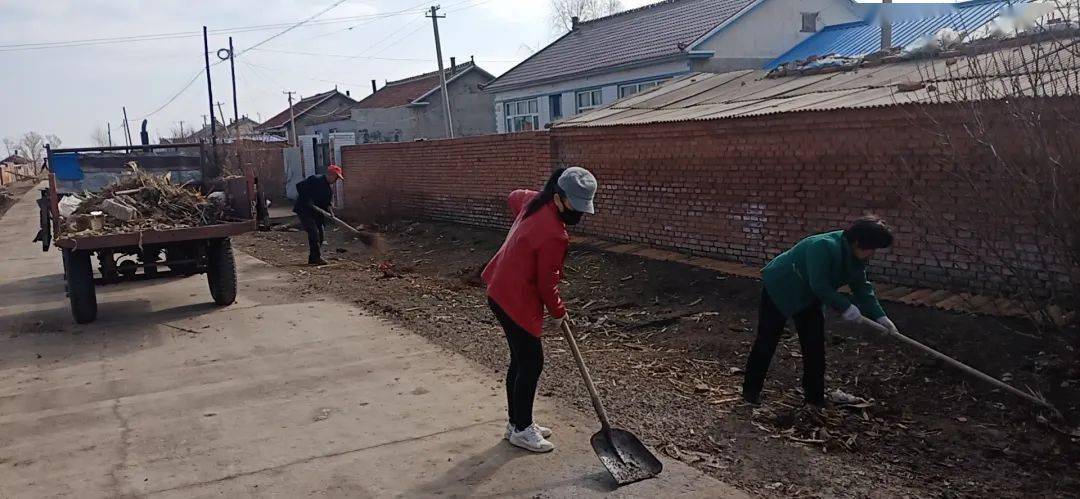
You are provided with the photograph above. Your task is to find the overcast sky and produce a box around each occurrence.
[0,0,660,147]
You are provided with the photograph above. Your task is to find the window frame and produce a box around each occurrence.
[575,89,603,114]
[503,98,540,133]
[617,79,669,99]
[801,12,819,33]
[549,94,563,121]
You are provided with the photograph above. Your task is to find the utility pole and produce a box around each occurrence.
[229,37,239,128]
[121,107,133,147]
[176,120,186,140]
[284,91,298,146]
[216,102,231,138]
[426,5,454,139]
[203,25,220,172]
[107,122,113,146]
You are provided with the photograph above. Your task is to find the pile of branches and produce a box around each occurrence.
[63,163,225,235]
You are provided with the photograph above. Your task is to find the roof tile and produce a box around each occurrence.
[486,0,754,91]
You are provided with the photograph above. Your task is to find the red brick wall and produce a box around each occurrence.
[338,108,1075,296]
[340,132,553,227]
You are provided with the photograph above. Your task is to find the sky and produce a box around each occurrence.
[0,0,656,148]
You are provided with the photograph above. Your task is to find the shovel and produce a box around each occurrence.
[560,320,663,486]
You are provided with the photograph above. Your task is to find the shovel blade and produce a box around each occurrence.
[591,428,663,486]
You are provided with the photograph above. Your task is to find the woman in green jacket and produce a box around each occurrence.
[742,216,898,407]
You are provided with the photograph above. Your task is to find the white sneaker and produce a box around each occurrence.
[505,422,552,440]
[508,425,555,453]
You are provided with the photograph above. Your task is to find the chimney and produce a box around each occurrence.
[450,57,457,75]
[346,90,350,97]
[880,0,893,52]
[571,16,579,29]
[371,79,377,94]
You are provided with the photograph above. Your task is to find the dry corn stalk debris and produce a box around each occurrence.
[62,162,232,236]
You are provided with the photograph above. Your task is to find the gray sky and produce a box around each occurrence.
[0,0,655,147]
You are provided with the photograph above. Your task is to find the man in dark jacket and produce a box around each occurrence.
[293,165,343,265]
[742,216,897,407]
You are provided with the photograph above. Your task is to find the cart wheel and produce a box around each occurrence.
[206,239,237,306]
[66,249,97,324]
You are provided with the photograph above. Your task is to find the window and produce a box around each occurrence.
[575,89,603,113]
[549,95,563,121]
[618,79,668,98]
[504,98,539,133]
[801,12,819,33]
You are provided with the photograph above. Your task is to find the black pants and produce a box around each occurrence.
[489,298,543,431]
[298,214,324,263]
[743,288,827,405]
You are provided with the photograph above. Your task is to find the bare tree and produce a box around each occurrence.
[2,137,17,158]
[90,126,110,147]
[18,132,46,168]
[168,124,188,142]
[12,132,62,171]
[900,8,1080,330]
[548,0,623,34]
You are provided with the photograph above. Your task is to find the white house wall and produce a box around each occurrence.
[692,0,861,73]
[491,59,691,133]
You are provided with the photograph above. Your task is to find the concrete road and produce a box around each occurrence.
[0,186,746,498]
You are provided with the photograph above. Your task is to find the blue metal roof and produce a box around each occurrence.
[766,0,1029,69]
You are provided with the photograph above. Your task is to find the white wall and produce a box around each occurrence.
[694,0,861,61]
[491,59,691,133]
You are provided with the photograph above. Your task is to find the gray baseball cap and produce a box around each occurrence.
[557,167,597,214]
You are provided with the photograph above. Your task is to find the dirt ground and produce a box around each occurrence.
[237,220,1080,498]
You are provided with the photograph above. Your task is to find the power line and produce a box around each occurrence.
[135,0,350,121]
[248,47,518,63]
[0,7,421,52]
[235,0,350,57]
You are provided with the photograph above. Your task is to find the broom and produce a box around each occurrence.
[309,205,382,248]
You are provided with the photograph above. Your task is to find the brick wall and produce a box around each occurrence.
[340,132,553,227]
[338,107,1075,297]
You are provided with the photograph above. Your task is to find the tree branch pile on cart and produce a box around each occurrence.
[61,163,230,236]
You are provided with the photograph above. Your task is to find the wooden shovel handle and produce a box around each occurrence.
[561,320,613,430]
[857,316,1057,413]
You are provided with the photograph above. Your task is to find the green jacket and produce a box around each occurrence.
[761,230,885,320]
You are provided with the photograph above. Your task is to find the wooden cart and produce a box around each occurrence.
[38,143,259,324]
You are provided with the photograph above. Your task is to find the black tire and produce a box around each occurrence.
[206,238,237,306]
[66,249,97,324]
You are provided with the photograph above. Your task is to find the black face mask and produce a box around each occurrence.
[558,208,584,226]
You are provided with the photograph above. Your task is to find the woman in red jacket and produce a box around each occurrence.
[482,166,597,453]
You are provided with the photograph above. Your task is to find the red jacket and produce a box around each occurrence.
[483,190,569,337]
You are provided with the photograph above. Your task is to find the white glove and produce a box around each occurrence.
[555,312,571,330]
[876,316,898,333]
[841,305,862,322]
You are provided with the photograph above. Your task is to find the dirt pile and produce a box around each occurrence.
[62,163,225,236]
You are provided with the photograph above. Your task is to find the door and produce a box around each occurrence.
[283,147,303,200]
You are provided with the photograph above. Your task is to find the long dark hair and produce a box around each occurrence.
[523,167,567,219]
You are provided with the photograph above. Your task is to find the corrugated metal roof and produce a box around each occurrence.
[554,39,1079,128]
[767,0,1032,69]
[484,0,753,92]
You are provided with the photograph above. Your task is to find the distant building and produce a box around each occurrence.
[0,153,34,185]
[257,89,359,142]
[161,116,276,144]
[304,59,496,143]
[767,0,1038,69]
[485,0,966,133]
